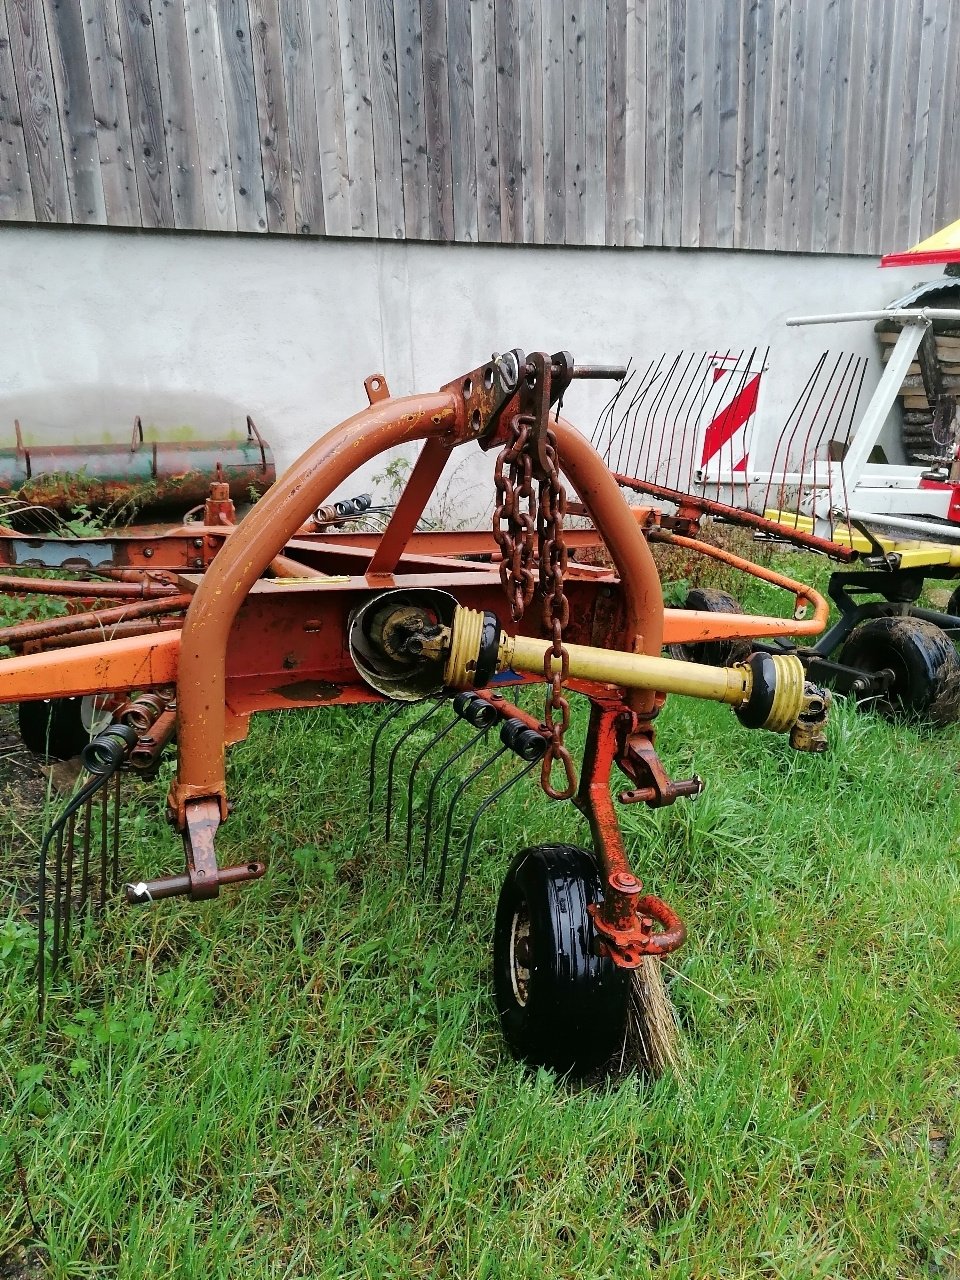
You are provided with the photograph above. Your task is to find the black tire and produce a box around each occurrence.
[946,584,960,618]
[667,587,751,667]
[837,616,960,723]
[493,844,629,1076]
[17,696,109,760]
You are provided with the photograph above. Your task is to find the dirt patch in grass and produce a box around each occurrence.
[0,1245,46,1279]
[0,705,46,805]
[0,705,49,912]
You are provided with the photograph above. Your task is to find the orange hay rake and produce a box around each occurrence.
[3,350,830,1074]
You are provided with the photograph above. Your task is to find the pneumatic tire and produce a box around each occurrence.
[837,615,960,723]
[18,695,113,760]
[667,587,751,667]
[493,844,629,1076]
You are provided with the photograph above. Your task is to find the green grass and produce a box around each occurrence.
[2,562,960,1278]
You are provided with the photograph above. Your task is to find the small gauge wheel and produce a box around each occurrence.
[493,844,629,1076]
[667,587,751,666]
[17,695,115,760]
[837,615,960,723]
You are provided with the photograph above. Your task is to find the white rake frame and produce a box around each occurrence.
[698,308,960,544]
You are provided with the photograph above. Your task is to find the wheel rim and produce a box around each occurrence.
[508,903,532,1007]
[857,644,910,713]
[80,695,113,736]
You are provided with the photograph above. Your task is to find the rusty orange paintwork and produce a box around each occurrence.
[651,528,829,632]
[0,594,190,649]
[166,395,666,822]
[0,628,180,700]
[0,355,842,974]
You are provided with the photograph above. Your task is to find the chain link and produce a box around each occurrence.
[492,415,537,622]
[537,425,577,799]
[492,370,577,800]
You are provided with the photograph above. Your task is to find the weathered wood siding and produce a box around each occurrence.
[0,0,954,253]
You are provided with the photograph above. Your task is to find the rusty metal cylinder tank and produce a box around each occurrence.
[0,417,275,514]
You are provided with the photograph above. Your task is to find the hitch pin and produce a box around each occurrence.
[126,860,265,904]
[569,363,628,381]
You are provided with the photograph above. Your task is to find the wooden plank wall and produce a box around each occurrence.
[0,0,956,255]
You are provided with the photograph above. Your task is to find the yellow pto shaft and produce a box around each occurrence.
[444,604,825,745]
[507,633,753,705]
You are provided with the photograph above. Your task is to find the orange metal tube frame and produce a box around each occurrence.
[169,395,666,822]
[652,529,830,638]
[171,391,460,818]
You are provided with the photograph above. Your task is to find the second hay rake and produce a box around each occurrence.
[594,316,960,723]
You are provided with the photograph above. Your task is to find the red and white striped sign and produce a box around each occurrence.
[698,353,765,475]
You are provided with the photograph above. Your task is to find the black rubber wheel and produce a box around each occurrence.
[837,615,960,723]
[667,587,751,667]
[17,696,111,760]
[493,843,629,1076]
[946,584,960,618]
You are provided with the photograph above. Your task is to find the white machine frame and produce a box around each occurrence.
[698,308,960,543]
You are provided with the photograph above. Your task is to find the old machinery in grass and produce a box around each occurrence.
[2,351,830,1075]
[593,333,960,724]
[0,415,274,520]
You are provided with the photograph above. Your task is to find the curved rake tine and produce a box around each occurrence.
[111,771,121,893]
[405,715,460,870]
[385,699,443,841]
[98,783,108,911]
[60,812,77,971]
[435,745,509,901]
[37,768,118,1019]
[590,362,636,460]
[37,724,135,1018]
[624,356,656,479]
[421,725,491,883]
[50,827,63,980]
[653,351,698,486]
[448,757,540,931]
[837,358,868,532]
[367,701,407,826]
[79,794,93,908]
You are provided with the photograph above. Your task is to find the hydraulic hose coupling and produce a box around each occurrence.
[733,652,830,751]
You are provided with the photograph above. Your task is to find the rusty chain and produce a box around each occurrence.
[492,360,576,800]
[537,424,577,799]
[492,414,537,622]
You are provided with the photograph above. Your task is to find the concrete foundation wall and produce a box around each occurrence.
[0,226,923,521]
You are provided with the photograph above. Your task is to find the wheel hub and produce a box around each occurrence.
[508,905,531,1007]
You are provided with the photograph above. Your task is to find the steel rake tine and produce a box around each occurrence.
[36,768,114,1021]
[51,826,63,979]
[61,812,77,967]
[367,701,406,825]
[448,757,540,931]
[435,745,509,901]
[99,784,108,911]
[405,715,460,870]
[421,725,491,883]
[79,794,92,910]
[590,362,635,460]
[385,699,443,842]
[111,771,121,894]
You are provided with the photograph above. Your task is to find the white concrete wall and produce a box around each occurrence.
[0,225,924,521]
